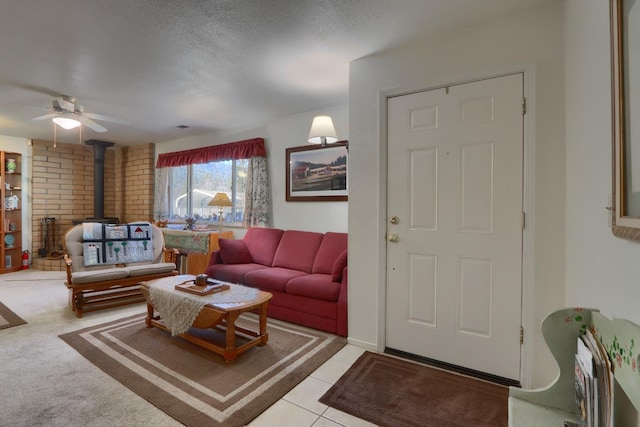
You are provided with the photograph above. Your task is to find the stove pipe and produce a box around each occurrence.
[84,139,114,220]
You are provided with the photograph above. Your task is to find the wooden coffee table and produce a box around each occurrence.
[140,275,272,363]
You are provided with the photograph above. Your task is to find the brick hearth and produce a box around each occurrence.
[31,257,65,272]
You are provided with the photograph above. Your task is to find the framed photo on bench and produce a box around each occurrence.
[286,141,348,202]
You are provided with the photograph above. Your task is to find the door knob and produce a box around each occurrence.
[389,216,399,225]
[387,233,399,243]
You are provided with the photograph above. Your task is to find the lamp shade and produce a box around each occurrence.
[52,117,81,130]
[308,115,338,144]
[208,192,233,207]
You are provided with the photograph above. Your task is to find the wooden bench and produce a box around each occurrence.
[63,223,180,317]
[509,307,640,426]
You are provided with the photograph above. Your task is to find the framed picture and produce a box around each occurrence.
[611,0,640,240]
[286,141,348,201]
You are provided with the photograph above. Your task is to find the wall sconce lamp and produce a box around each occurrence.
[308,115,337,146]
[208,192,233,234]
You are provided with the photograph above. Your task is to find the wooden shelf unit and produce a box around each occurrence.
[1,151,22,273]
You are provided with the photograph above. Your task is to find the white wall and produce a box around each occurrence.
[0,136,32,257]
[155,104,348,234]
[565,2,640,327]
[349,3,565,387]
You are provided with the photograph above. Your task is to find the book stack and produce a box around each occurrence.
[574,330,614,427]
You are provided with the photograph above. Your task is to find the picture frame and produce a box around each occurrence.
[286,141,348,201]
[611,0,640,241]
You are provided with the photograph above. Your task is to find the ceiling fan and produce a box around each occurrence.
[31,95,128,133]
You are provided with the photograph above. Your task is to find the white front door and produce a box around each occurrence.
[386,74,524,381]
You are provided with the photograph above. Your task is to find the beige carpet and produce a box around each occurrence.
[60,312,346,427]
[320,351,509,427]
[0,301,26,330]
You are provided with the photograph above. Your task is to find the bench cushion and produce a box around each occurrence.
[126,262,177,277]
[81,222,155,266]
[71,268,129,284]
[66,223,168,272]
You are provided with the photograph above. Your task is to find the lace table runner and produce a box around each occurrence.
[147,278,260,335]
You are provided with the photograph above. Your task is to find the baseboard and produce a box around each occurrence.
[384,347,521,388]
[347,337,378,352]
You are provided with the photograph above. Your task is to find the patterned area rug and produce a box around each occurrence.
[320,351,509,427]
[0,301,26,330]
[60,313,345,427]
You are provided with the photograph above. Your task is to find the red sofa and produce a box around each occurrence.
[205,228,348,337]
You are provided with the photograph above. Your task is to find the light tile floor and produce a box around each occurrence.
[248,344,378,427]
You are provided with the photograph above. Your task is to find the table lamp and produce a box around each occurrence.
[208,192,233,233]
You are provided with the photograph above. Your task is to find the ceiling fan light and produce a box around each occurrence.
[52,117,81,130]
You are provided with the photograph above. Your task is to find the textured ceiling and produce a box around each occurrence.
[0,0,556,146]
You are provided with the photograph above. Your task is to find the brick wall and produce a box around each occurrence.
[30,140,154,256]
[117,143,155,223]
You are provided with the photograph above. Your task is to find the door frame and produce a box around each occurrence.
[378,66,537,387]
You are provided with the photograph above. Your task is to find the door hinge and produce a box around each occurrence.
[520,326,524,344]
[522,97,526,115]
[521,212,526,230]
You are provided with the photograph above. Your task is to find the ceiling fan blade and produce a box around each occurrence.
[77,116,107,132]
[12,83,60,98]
[83,112,129,125]
[30,113,57,121]
[0,99,50,111]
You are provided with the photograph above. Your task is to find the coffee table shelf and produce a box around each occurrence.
[141,275,272,363]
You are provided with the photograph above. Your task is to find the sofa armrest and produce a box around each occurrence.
[336,266,348,337]
[208,249,223,266]
[330,249,348,282]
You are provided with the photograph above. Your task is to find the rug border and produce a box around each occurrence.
[0,301,27,330]
[60,312,346,427]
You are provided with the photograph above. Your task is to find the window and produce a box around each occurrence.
[155,138,269,228]
[168,159,248,225]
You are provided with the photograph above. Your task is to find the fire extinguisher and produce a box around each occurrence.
[22,250,30,269]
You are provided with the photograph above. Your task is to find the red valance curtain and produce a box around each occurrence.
[155,138,266,168]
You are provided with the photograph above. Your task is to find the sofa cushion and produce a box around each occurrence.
[243,267,307,293]
[243,228,285,266]
[70,268,129,284]
[331,250,348,282]
[312,232,348,275]
[272,230,324,273]
[206,263,268,284]
[285,274,342,302]
[125,262,177,277]
[218,239,253,264]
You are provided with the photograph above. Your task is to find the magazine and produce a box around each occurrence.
[575,331,614,427]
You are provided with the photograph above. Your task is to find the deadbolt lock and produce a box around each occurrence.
[390,216,399,225]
